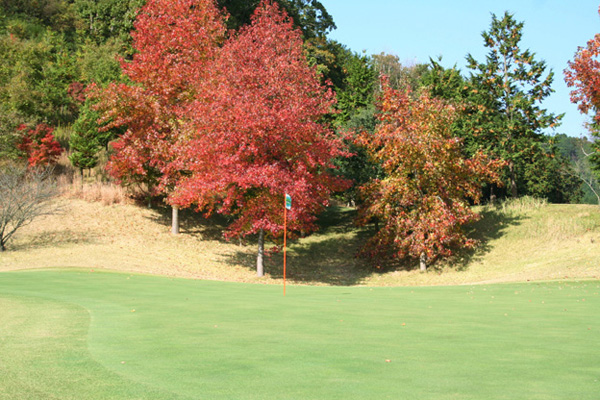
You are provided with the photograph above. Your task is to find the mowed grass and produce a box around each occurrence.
[1,269,599,399]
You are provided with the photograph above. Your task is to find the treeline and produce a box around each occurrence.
[1,0,595,202]
[1,0,599,269]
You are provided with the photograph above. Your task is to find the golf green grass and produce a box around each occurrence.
[1,269,599,399]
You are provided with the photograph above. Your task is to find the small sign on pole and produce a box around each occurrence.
[283,193,291,296]
[285,193,292,210]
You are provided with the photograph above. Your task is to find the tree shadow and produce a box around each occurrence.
[10,229,95,251]
[435,206,526,272]
[223,206,381,285]
[146,205,232,242]
[150,203,525,283]
[222,204,526,284]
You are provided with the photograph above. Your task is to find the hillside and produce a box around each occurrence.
[1,196,599,286]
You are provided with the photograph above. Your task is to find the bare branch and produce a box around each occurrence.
[563,162,600,205]
[0,165,60,251]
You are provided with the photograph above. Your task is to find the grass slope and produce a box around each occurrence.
[0,269,599,399]
[1,197,599,285]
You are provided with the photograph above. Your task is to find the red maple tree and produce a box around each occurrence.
[564,6,600,173]
[96,0,226,199]
[170,1,349,275]
[17,123,63,167]
[358,79,504,271]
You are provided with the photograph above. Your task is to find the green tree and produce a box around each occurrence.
[217,0,335,38]
[331,47,378,206]
[0,111,28,163]
[69,99,102,175]
[0,29,79,125]
[521,142,582,203]
[555,134,600,204]
[0,0,79,37]
[335,48,376,125]
[73,0,145,45]
[77,39,124,85]
[466,12,562,198]
[420,59,483,156]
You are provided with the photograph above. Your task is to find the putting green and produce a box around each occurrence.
[1,269,599,399]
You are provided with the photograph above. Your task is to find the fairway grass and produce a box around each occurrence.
[1,269,599,399]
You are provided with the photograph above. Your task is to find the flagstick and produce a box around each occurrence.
[283,197,287,297]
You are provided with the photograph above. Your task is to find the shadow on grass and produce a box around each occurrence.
[437,206,525,272]
[11,229,95,251]
[147,205,232,242]
[149,203,526,282]
[223,204,527,283]
[223,206,381,285]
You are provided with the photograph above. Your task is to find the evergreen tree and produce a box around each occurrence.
[69,99,102,175]
[466,12,562,198]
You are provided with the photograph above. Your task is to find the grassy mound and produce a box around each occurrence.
[0,197,599,285]
[0,269,599,399]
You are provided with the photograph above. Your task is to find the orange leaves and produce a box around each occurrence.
[358,81,502,267]
[565,27,600,123]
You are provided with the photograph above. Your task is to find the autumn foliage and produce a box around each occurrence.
[17,123,63,167]
[170,1,349,240]
[97,0,226,193]
[565,22,600,122]
[358,79,503,269]
[565,6,600,174]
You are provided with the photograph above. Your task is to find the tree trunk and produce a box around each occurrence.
[171,205,179,235]
[508,160,518,198]
[419,253,427,272]
[489,185,496,206]
[256,229,265,277]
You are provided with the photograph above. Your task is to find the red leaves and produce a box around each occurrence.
[564,7,600,173]
[358,80,503,265]
[169,1,349,239]
[96,0,347,242]
[564,20,600,123]
[17,123,63,168]
[124,0,226,94]
[95,0,226,191]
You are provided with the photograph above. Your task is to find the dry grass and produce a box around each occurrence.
[0,198,269,283]
[60,174,131,206]
[365,201,600,286]
[1,194,599,286]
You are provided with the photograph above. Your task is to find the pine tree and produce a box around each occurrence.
[69,99,102,176]
[466,12,561,197]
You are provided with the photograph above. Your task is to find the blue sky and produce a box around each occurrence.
[319,0,600,137]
